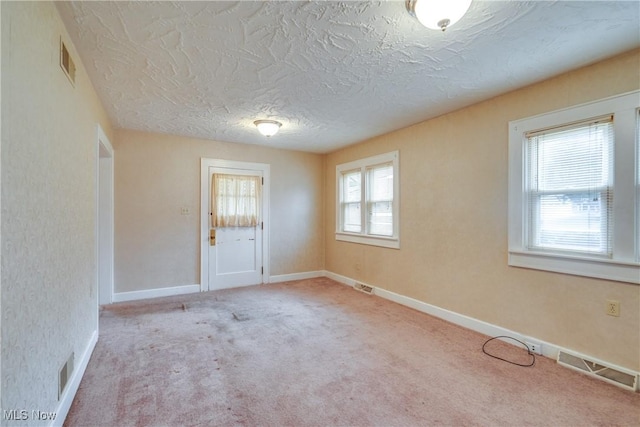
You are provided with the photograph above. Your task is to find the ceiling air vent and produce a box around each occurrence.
[60,38,76,86]
[557,350,638,392]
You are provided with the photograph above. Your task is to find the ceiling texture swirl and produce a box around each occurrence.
[57,1,640,153]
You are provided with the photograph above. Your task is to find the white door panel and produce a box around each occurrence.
[216,227,257,274]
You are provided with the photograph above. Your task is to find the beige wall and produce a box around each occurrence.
[2,3,636,420]
[1,1,113,421]
[113,129,324,293]
[325,49,640,371]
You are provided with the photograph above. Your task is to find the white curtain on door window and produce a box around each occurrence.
[212,174,261,227]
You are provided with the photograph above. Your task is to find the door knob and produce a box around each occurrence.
[210,229,216,246]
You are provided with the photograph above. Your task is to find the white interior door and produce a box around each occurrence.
[208,166,263,290]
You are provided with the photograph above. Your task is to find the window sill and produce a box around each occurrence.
[508,250,639,284]
[336,232,400,249]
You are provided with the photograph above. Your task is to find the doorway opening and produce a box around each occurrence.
[96,125,114,306]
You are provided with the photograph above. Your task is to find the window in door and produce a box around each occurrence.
[211,174,261,228]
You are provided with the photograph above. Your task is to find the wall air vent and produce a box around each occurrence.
[60,38,76,86]
[354,282,374,295]
[58,352,74,400]
[557,350,638,392]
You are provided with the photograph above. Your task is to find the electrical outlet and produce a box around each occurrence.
[181,207,190,215]
[606,300,620,317]
[525,341,542,355]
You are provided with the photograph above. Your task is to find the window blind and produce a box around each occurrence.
[526,115,614,256]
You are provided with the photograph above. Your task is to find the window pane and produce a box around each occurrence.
[527,118,613,255]
[342,202,361,232]
[369,201,392,236]
[533,125,610,191]
[368,164,393,202]
[367,163,393,236]
[343,170,361,203]
[341,169,361,233]
[533,192,610,253]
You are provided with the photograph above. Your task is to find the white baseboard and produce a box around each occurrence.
[112,284,200,303]
[52,330,98,427]
[330,271,638,385]
[324,271,560,360]
[269,271,325,284]
[324,271,355,287]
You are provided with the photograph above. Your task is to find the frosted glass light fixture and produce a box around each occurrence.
[254,120,282,137]
[406,0,472,31]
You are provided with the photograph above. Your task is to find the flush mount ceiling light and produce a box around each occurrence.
[406,0,472,32]
[254,120,282,137]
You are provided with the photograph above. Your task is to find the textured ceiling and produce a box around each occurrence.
[57,1,640,153]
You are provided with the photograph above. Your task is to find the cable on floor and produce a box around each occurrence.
[482,336,535,367]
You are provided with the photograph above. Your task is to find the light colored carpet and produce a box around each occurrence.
[65,277,640,426]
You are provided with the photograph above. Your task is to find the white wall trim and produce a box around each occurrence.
[269,271,325,283]
[96,124,115,307]
[96,124,114,156]
[112,284,200,303]
[325,270,559,359]
[52,330,98,427]
[325,270,640,379]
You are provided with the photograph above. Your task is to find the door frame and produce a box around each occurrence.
[96,124,114,308]
[200,158,270,291]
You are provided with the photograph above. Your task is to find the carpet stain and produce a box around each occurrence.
[232,312,250,321]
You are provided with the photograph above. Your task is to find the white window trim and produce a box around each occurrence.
[508,91,640,284]
[336,151,400,249]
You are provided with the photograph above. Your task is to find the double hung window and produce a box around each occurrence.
[508,91,639,283]
[525,117,613,256]
[336,151,399,248]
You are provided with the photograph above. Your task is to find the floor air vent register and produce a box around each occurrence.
[58,352,74,400]
[557,350,638,391]
[353,282,374,295]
